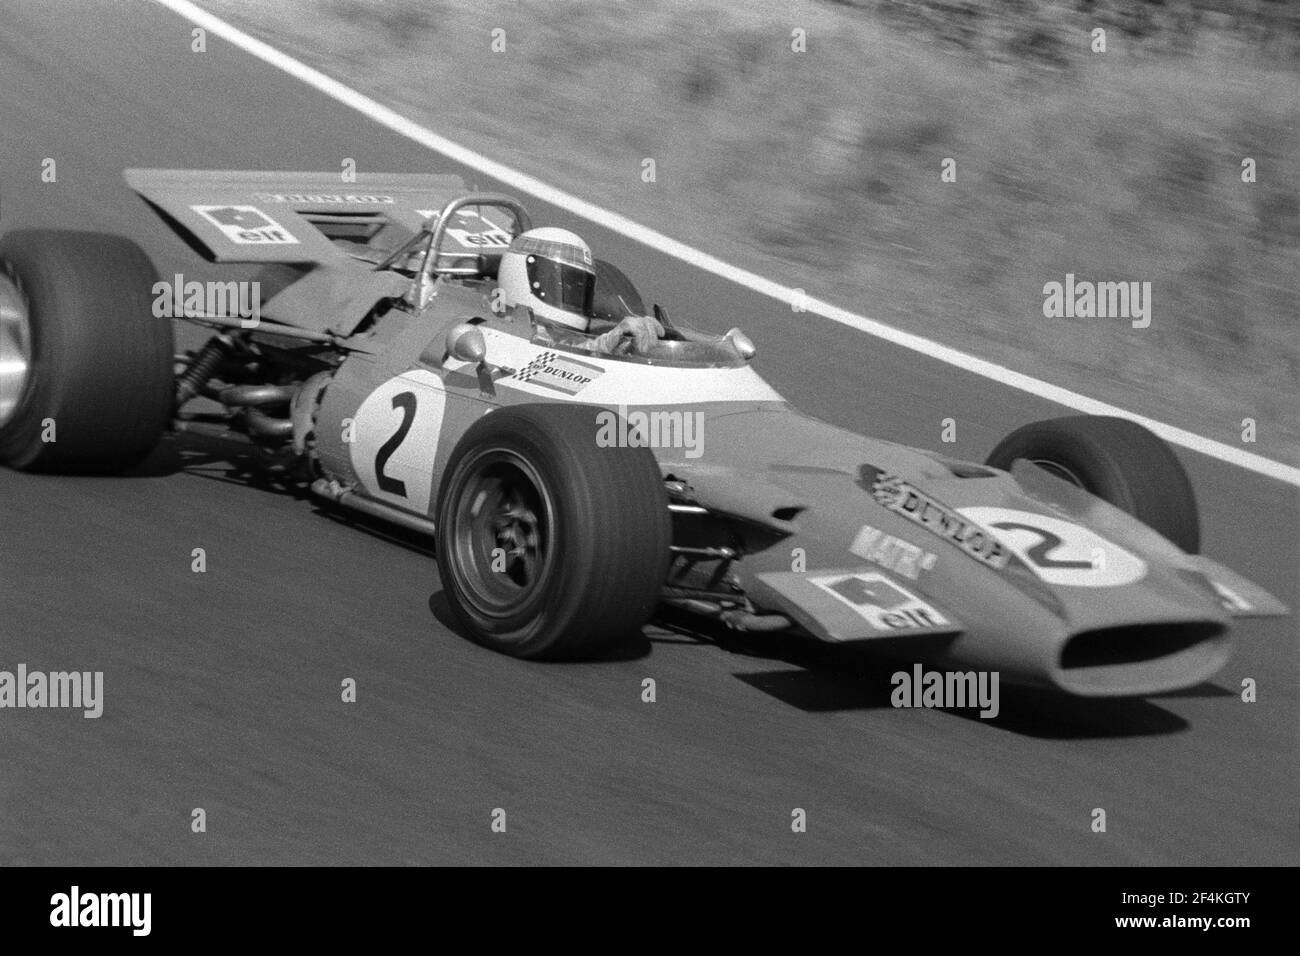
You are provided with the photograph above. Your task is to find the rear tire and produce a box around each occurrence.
[0,230,174,473]
[985,415,1200,554]
[435,403,671,659]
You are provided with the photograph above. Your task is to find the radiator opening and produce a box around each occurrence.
[1060,622,1224,669]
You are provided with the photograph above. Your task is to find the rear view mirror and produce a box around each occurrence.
[446,323,487,364]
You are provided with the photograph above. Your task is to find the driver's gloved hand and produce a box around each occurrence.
[593,314,665,354]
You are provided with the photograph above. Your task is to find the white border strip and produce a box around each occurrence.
[155,0,1300,487]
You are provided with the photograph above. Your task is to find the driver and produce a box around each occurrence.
[497,227,663,354]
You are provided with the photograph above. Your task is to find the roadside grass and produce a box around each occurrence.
[203,0,1300,464]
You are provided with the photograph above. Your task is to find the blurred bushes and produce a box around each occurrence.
[850,0,1300,66]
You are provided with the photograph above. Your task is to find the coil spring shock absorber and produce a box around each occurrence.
[175,335,230,407]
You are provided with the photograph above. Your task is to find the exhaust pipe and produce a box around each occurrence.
[219,384,297,407]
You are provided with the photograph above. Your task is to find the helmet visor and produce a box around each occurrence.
[525,255,595,315]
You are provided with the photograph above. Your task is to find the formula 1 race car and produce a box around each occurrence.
[0,169,1287,696]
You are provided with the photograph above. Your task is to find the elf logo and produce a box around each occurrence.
[191,204,298,245]
[50,886,151,936]
[810,572,950,631]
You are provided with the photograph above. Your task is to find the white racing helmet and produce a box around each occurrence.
[498,227,596,331]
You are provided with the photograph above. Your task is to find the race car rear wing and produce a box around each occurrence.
[123,168,471,263]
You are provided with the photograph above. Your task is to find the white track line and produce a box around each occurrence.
[155,0,1300,488]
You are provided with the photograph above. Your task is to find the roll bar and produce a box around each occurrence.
[372,193,532,309]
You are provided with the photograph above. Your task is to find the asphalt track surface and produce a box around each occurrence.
[0,1,1295,865]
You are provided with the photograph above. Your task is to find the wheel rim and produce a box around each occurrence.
[0,271,32,428]
[1029,457,1087,489]
[448,448,556,621]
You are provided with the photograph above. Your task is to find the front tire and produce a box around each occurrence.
[985,415,1200,553]
[0,230,174,473]
[435,403,671,659]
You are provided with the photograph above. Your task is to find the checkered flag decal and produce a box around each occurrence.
[513,351,558,382]
[872,472,906,505]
